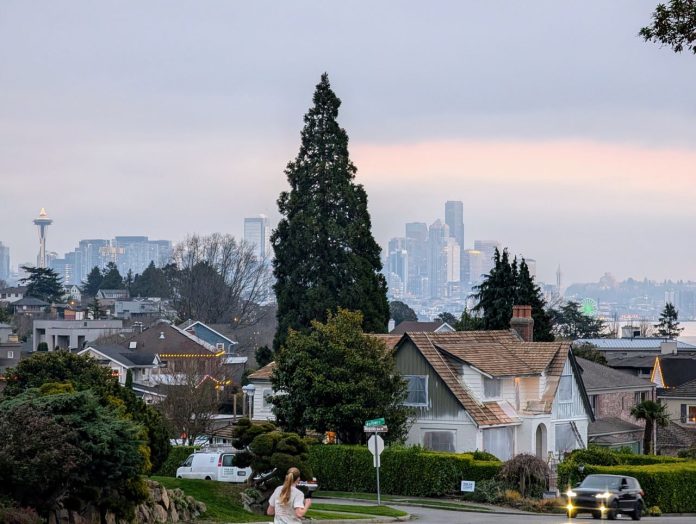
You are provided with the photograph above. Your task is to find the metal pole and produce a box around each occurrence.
[374,431,381,505]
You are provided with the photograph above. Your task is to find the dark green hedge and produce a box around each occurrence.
[153,446,197,477]
[560,463,696,513]
[308,445,501,497]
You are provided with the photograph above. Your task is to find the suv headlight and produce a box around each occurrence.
[565,489,577,498]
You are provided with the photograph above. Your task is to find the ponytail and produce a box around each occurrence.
[279,467,301,505]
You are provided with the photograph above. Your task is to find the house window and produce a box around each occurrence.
[590,395,598,414]
[483,427,514,461]
[483,377,502,399]
[634,391,648,404]
[558,375,572,402]
[405,376,428,406]
[555,422,579,453]
[423,431,455,452]
[687,406,696,424]
[7,351,13,359]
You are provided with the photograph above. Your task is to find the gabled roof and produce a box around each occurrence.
[249,362,275,381]
[13,297,49,306]
[390,321,454,335]
[82,345,157,368]
[576,357,655,393]
[369,333,402,350]
[120,321,218,357]
[652,356,696,390]
[397,330,590,427]
[182,320,238,346]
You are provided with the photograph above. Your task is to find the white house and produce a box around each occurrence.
[248,362,276,422]
[394,328,593,461]
[78,344,166,404]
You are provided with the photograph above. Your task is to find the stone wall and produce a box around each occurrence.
[49,480,207,524]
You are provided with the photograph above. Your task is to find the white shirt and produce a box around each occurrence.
[268,485,305,524]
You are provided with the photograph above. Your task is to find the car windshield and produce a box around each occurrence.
[580,476,621,490]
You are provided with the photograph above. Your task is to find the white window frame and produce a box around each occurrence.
[7,351,13,359]
[404,375,429,407]
[262,388,273,408]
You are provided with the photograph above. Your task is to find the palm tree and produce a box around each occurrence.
[631,400,670,454]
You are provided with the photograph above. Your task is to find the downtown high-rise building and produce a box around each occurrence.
[385,237,409,298]
[0,242,9,282]
[404,222,428,297]
[445,201,465,285]
[462,249,485,288]
[244,215,272,260]
[50,237,172,285]
[427,219,449,299]
[474,240,501,277]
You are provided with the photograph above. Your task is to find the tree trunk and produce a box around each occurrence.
[644,420,653,454]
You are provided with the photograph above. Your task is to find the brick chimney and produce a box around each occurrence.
[511,305,534,342]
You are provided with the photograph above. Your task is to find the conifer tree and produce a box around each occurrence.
[100,262,124,290]
[655,302,683,339]
[516,258,554,341]
[81,266,103,297]
[20,266,64,304]
[272,74,389,349]
[473,249,518,330]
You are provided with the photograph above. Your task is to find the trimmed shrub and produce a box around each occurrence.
[648,506,662,516]
[153,446,197,477]
[498,453,550,498]
[308,445,501,497]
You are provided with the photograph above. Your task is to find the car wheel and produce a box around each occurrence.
[607,501,619,520]
[631,503,642,521]
[176,476,182,479]
[205,476,212,480]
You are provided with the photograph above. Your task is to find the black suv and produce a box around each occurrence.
[564,474,644,520]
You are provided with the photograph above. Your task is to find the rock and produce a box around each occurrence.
[153,504,168,523]
[161,487,170,511]
[195,501,207,514]
[169,505,179,523]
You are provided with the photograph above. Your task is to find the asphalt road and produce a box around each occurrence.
[394,504,694,524]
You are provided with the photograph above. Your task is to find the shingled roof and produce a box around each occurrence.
[397,330,574,427]
[249,361,275,381]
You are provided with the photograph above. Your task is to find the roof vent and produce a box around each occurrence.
[159,332,165,340]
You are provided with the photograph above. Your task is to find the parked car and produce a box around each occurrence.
[176,451,251,483]
[564,474,644,520]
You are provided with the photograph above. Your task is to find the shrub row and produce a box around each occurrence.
[564,447,685,468]
[560,462,696,513]
[153,446,197,477]
[308,445,501,497]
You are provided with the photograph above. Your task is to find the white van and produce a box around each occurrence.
[176,451,251,483]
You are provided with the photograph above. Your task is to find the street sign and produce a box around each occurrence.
[365,417,385,427]
[368,435,384,468]
[363,425,388,433]
[460,480,476,492]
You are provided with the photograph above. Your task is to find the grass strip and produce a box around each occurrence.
[311,503,408,518]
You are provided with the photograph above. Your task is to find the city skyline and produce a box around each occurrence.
[2,2,695,284]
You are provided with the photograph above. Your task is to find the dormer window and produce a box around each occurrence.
[483,377,501,399]
[405,375,428,406]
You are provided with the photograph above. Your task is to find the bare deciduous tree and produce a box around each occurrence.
[155,356,234,445]
[168,233,272,326]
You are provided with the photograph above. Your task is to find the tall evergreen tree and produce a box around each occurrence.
[100,262,124,290]
[516,258,554,341]
[20,266,64,303]
[131,261,170,298]
[655,302,683,339]
[389,300,418,327]
[472,249,518,330]
[272,74,389,349]
[81,266,103,297]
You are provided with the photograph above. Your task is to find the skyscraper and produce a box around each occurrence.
[0,242,9,282]
[405,222,428,297]
[462,249,485,288]
[445,201,465,284]
[386,237,409,298]
[427,219,449,299]
[474,240,502,276]
[33,208,53,268]
[244,215,271,260]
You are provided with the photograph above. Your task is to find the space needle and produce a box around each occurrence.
[33,208,53,268]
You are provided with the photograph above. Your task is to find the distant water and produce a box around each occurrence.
[616,320,696,346]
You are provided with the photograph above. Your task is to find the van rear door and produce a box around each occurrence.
[218,454,250,483]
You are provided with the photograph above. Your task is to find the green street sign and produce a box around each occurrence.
[365,417,385,427]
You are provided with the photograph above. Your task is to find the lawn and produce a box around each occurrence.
[315,491,489,512]
[152,477,408,522]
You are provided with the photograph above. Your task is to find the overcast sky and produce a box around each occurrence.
[1,1,695,284]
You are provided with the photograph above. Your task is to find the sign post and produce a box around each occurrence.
[365,418,387,505]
